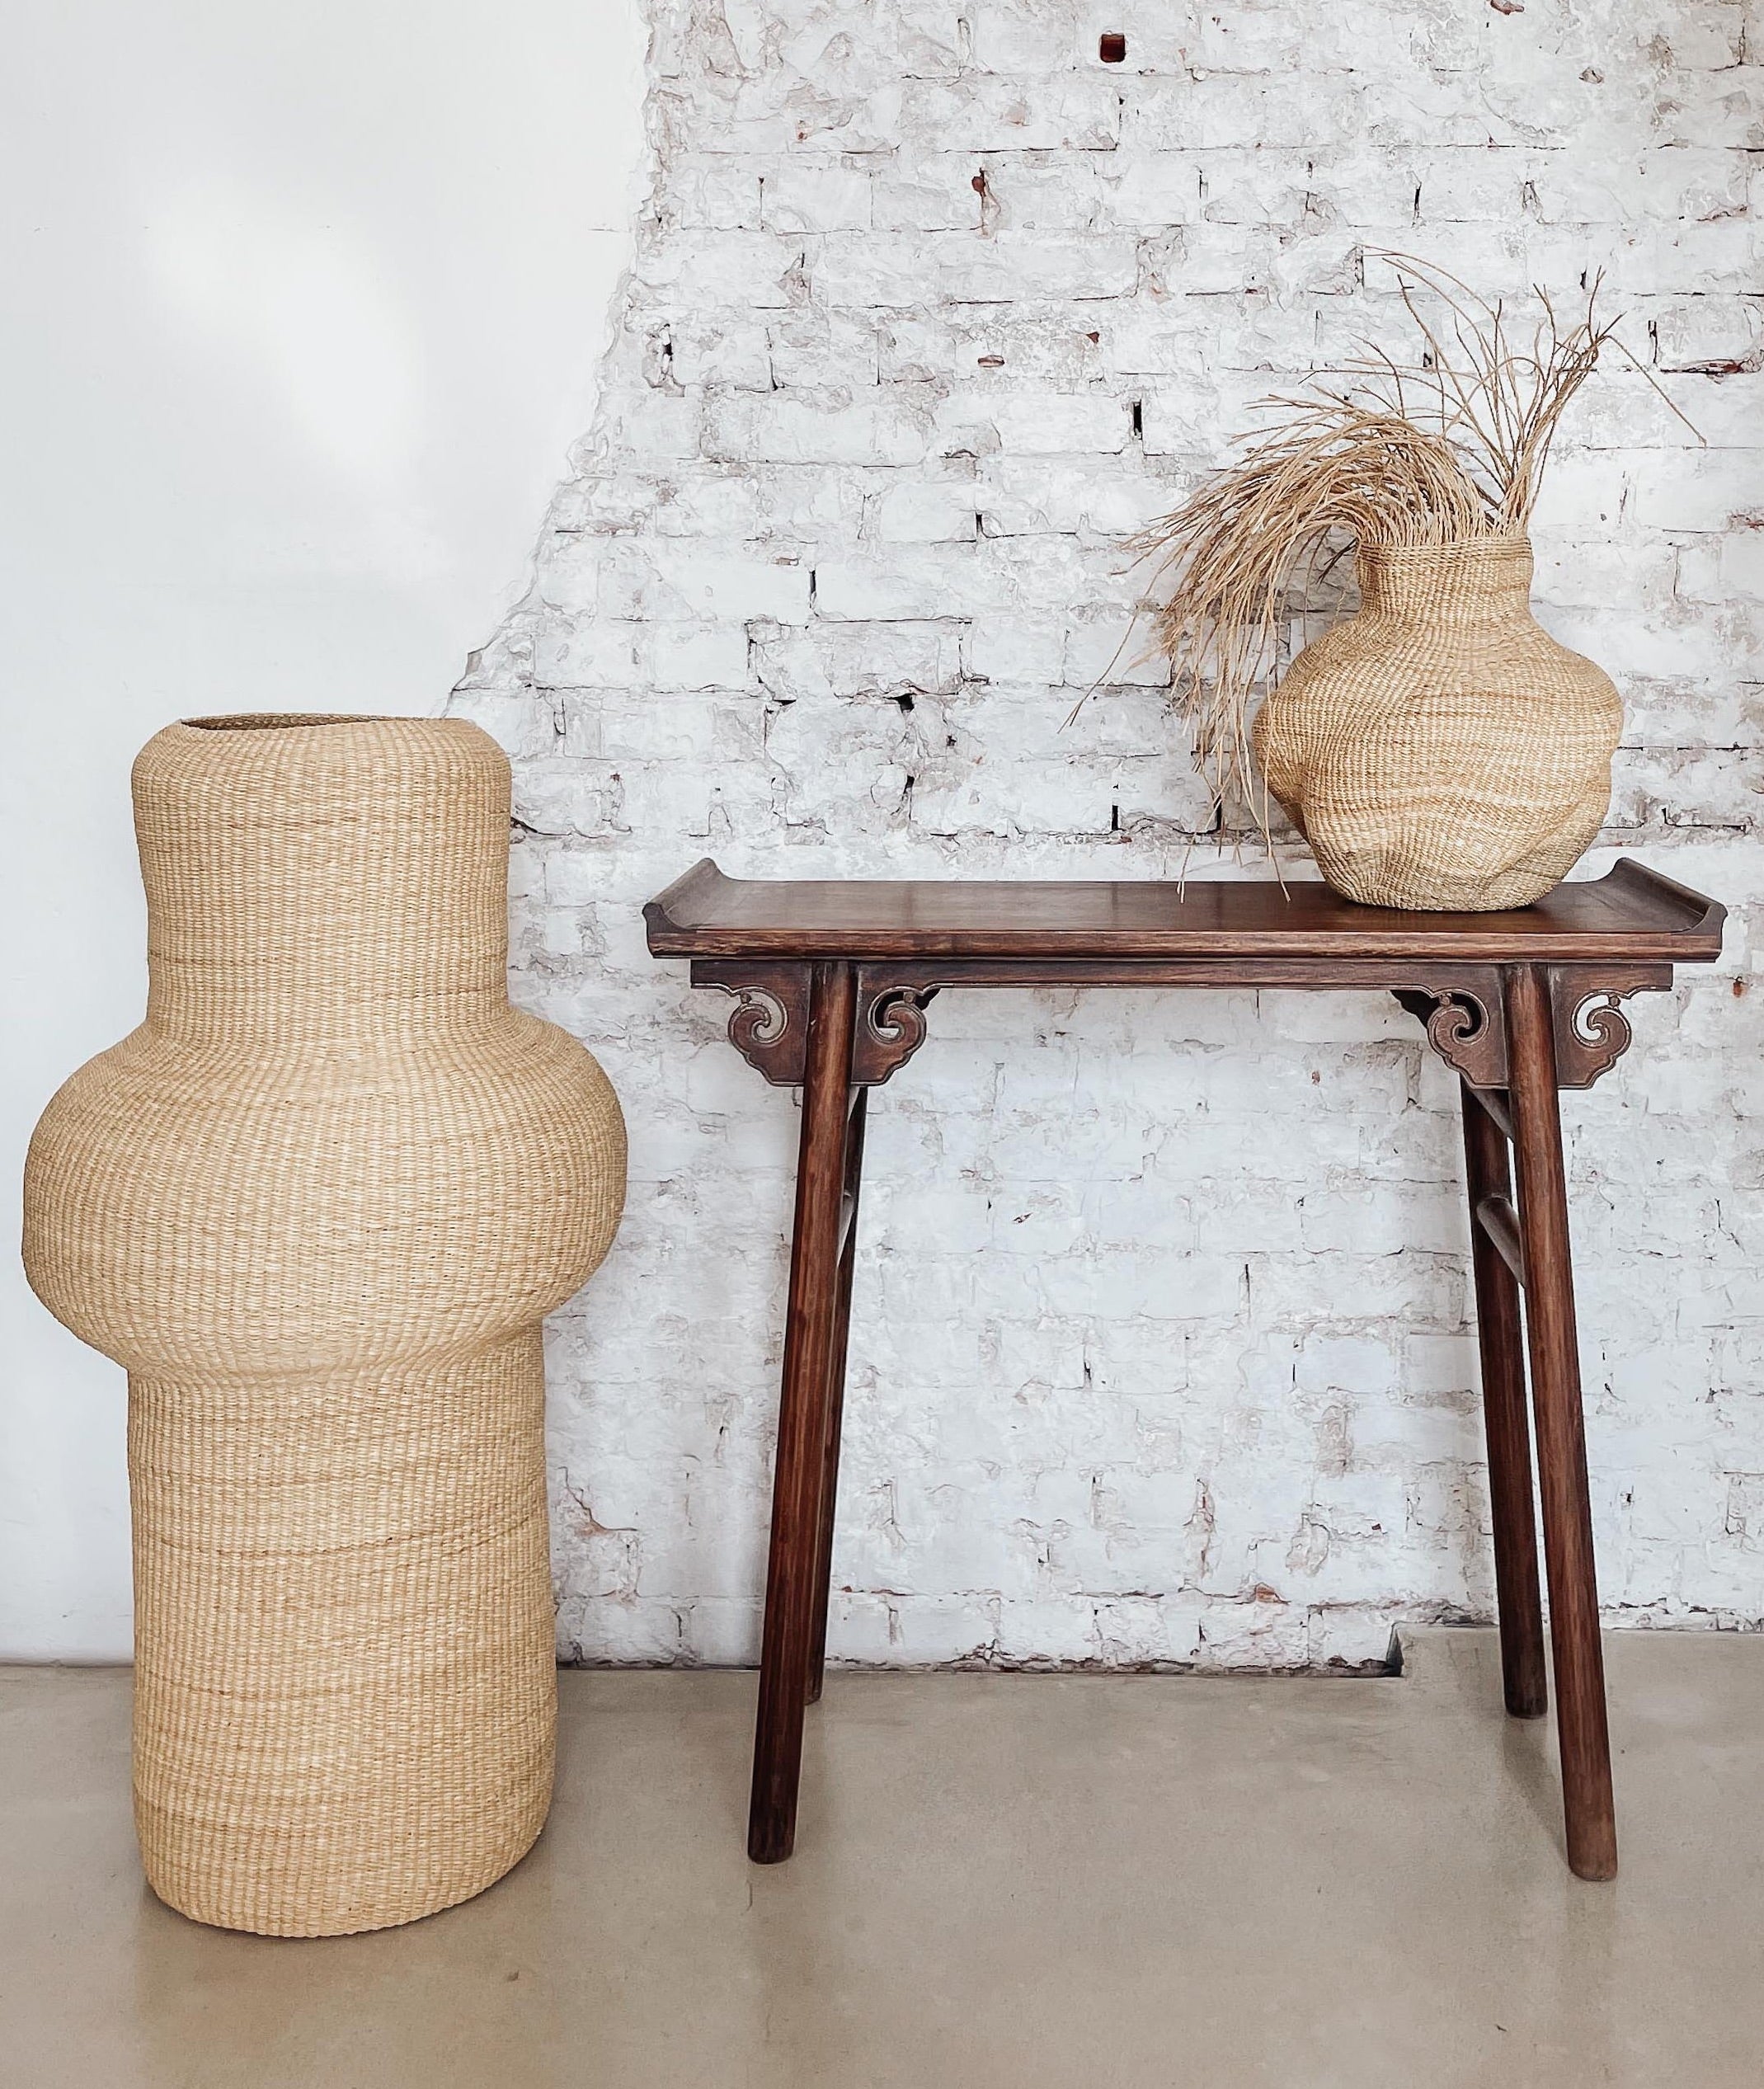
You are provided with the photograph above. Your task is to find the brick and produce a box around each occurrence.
[753,618,964,699]
[899,73,1122,153]
[817,228,1141,306]
[597,543,814,623]
[703,388,934,466]
[650,623,754,690]
[866,477,982,543]
[936,390,1134,457]
[759,160,873,233]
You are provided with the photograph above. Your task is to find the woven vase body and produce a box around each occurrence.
[23,716,626,1936]
[1252,534,1621,910]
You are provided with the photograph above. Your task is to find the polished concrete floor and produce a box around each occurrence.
[2,1630,1762,2087]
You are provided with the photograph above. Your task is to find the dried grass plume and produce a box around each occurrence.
[1122,256,1696,835]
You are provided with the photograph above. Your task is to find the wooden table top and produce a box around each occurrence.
[644,858,1725,966]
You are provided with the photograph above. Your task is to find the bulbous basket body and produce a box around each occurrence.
[1252,535,1621,911]
[22,716,626,1936]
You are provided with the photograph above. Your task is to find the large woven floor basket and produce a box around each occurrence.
[1253,534,1622,911]
[24,716,626,1936]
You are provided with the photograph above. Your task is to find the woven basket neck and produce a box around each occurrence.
[1355,534,1535,623]
[135,718,512,1047]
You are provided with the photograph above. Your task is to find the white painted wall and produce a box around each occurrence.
[2,0,646,1656]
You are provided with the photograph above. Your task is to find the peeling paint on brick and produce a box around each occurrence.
[459,0,1764,1672]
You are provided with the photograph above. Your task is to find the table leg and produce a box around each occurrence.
[1504,963,1618,1881]
[807,1086,867,1706]
[749,961,858,1864]
[1460,1080,1548,1720]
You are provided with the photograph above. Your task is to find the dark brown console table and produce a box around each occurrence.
[644,858,1724,1880]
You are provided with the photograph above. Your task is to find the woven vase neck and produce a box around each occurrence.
[136,717,511,1047]
[1354,534,1534,623]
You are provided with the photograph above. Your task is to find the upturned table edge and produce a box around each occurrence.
[644,859,1725,1094]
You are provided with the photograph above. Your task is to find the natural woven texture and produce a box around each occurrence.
[1252,535,1622,910]
[23,715,626,1936]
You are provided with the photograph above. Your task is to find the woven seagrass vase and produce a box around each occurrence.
[1252,534,1621,910]
[22,715,626,1936]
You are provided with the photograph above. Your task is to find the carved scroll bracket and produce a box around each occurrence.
[1392,969,1507,1089]
[691,961,811,1086]
[853,971,944,1085]
[1547,965,1672,1089]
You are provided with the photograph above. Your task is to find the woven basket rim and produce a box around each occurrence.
[162,716,498,756]
[1357,529,1531,572]
[180,713,403,733]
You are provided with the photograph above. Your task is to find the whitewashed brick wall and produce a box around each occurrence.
[451,0,1764,1668]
